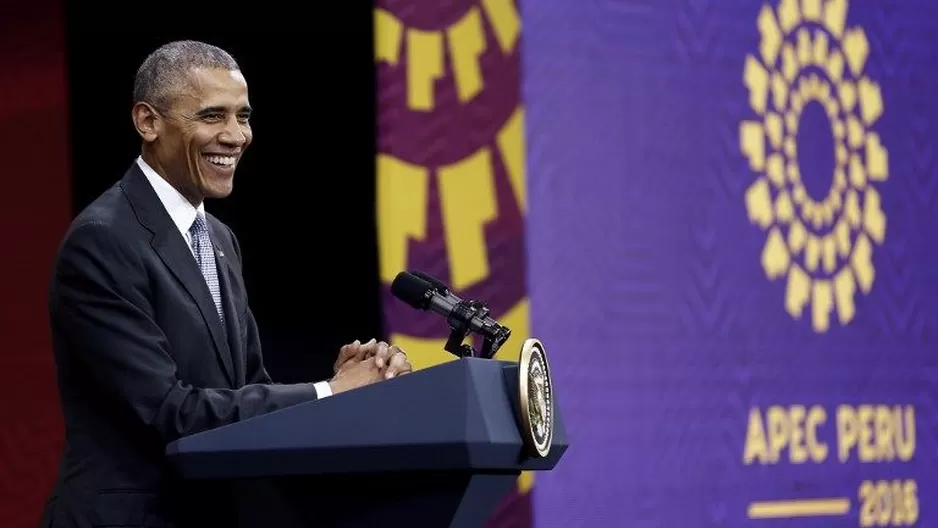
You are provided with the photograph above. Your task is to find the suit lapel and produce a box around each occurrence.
[120,165,236,386]
[152,232,236,386]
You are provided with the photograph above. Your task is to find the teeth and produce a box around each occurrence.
[204,155,235,166]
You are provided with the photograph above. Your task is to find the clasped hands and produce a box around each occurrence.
[328,338,413,394]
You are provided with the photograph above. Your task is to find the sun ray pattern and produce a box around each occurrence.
[741,0,889,333]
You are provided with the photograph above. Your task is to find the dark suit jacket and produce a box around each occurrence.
[41,163,321,527]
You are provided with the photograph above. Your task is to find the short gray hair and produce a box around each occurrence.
[133,40,240,112]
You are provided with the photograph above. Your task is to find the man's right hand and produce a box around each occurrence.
[328,356,384,394]
[333,339,378,374]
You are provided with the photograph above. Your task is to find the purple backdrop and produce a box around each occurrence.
[524,0,938,526]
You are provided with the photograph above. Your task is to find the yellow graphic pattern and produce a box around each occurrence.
[740,0,888,333]
[374,0,533,495]
[375,0,521,111]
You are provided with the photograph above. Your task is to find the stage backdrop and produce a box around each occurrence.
[374,0,533,525]
[0,1,70,526]
[524,0,938,526]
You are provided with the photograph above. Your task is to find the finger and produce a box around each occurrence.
[391,345,410,376]
[374,342,391,369]
[333,341,357,373]
[385,351,409,379]
[358,338,378,355]
[398,361,413,375]
[364,356,383,379]
[384,345,404,372]
[393,360,413,378]
[352,339,379,366]
[349,339,378,360]
[334,338,375,372]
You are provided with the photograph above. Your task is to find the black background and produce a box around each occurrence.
[64,4,382,383]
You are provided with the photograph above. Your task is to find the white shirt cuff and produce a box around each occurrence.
[313,380,333,399]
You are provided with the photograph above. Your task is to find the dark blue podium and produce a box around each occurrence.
[165,357,568,527]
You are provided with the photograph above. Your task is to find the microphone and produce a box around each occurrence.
[391,271,511,359]
[411,270,450,295]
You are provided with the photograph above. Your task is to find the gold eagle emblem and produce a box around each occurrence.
[518,338,553,457]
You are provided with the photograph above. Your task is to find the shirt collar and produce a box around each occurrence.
[136,156,204,238]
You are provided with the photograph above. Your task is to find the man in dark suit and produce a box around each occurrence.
[41,40,410,527]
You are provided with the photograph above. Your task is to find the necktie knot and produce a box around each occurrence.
[190,213,208,238]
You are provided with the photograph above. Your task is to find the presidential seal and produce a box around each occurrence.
[518,338,553,458]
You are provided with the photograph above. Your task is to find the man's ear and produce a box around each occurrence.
[132,102,160,142]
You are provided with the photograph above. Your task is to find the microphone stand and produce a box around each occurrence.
[443,299,511,359]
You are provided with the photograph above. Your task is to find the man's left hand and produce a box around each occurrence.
[379,344,412,379]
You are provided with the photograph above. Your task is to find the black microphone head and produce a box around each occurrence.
[411,270,450,295]
[391,271,434,310]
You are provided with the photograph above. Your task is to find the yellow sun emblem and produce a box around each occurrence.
[740,0,889,333]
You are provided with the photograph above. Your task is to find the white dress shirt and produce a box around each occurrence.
[136,157,332,398]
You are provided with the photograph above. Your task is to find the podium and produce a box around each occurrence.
[165,357,568,527]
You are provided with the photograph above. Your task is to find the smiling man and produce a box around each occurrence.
[41,40,411,527]
[132,45,251,206]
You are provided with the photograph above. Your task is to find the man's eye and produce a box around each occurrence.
[237,114,251,122]
[202,113,223,122]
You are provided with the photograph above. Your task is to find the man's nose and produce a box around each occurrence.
[219,117,247,146]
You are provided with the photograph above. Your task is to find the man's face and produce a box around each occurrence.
[150,67,253,204]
